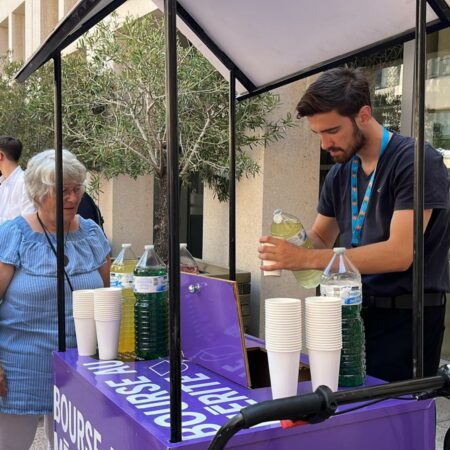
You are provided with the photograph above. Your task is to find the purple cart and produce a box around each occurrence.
[53,350,435,450]
[52,274,437,449]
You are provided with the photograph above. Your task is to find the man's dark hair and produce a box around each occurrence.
[0,136,23,162]
[296,67,371,119]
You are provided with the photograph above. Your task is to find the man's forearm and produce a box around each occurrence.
[304,240,412,274]
[307,229,330,249]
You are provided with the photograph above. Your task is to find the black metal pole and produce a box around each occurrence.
[165,0,182,443]
[412,0,426,379]
[53,52,66,352]
[229,70,236,281]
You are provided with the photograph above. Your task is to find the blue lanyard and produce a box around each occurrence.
[351,127,390,247]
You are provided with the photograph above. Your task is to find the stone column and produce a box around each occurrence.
[97,174,154,258]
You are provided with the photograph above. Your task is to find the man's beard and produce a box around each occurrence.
[325,122,366,164]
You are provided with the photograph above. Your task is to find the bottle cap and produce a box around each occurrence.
[333,247,346,254]
[122,243,132,248]
[180,243,187,248]
[144,244,154,250]
[273,209,283,224]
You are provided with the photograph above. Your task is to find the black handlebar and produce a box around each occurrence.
[208,365,450,450]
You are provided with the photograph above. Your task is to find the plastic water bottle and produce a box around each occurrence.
[271,209,322,289]
[133,244,168,360]
[320,247,366,387]
[110,243,137,353]
[180,243,199,274]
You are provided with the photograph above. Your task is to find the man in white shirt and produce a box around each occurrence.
[0,136,35,225]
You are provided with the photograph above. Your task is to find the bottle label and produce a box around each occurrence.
[134,275,168,293]
[110,272,134,289]
[320,284,362,305]
[287,228,307,247]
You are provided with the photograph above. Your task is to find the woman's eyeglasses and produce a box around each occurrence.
[62,185,85,197]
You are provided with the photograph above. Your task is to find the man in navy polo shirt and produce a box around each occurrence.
[259,67,450,382]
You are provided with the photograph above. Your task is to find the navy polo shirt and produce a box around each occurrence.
[318,132,450,296]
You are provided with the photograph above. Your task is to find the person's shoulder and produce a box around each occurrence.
[389,133,441,157]
[0,216,26,239]
[78,215,102,233]
[0,215,25,229]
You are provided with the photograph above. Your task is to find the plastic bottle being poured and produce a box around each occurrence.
[270,209,322,288]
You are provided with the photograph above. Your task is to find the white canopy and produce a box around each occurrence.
[16,0,450,93]
[152,0,449,98]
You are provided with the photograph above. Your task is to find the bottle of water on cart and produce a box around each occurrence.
[320,247,366,387]
[134,244,168,360]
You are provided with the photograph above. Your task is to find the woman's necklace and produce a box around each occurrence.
[36,211,71,267]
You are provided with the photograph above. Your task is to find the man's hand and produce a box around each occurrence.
[258,236,308,271]
[0,365,7,396]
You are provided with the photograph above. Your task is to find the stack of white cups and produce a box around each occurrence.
[94,288,123,360]
[73,289,97,356]
[265,298,302,399]
[305,296,342,391]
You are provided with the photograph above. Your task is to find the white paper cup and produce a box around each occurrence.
[308,348,341,391]
[74,318,97,356]
[73,290,95,318]
[267,350,300,399]
[261,243,281,277]
[96,319,121,360]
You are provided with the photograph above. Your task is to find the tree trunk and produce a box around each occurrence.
[153,173,169,263]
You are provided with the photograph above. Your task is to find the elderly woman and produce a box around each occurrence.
[0,150,110,450]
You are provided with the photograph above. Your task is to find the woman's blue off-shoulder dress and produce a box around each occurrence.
[0,216,110,414]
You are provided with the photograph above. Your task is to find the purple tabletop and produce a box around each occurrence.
[53,349,436,450]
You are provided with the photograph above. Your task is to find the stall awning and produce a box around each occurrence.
[15,0,450,92]
[152,0,450,99]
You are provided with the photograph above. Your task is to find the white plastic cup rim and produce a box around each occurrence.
[307,344,342,351]
[305,306,342,313]
[94,313,122,318]
[305,296,341,304]
[266,306,302,311]
[305,323,341,329]
[266,298,301,305]
[266,327,302,333]
[95,287,122,293]
[266,321,301,330]
[266,312,302,318]
[306,335,342,342]
[95,317,121,322]
[73,304,94,310]
[305,309,341,315]
[306,327,342,334]
[266,331,302,340]
[94,296,123,301]
[266,336,302,342]
[306,327,342,333]
[73,291,95,300]
[266,345,302,352]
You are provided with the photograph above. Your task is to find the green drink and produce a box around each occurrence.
[321,248,366,387]
[134,245,168,360]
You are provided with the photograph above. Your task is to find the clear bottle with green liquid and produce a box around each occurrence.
[270,209,322,289]
[320,247,366,387]
[133,244,168,360]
